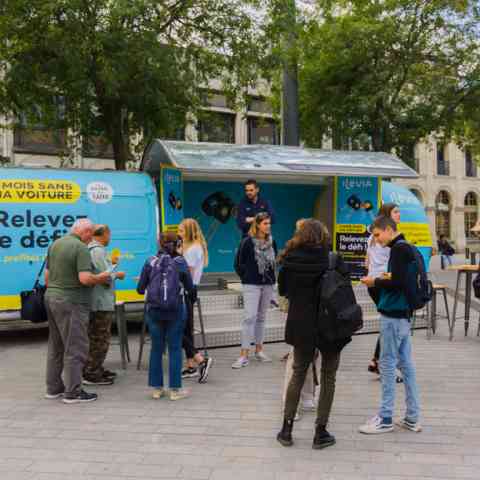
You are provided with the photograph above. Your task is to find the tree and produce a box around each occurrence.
[0,0,264,169]
[297,0,480,166]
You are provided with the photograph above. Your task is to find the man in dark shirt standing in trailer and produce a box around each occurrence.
[236,179,276,237]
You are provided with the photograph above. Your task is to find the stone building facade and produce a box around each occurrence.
[395,139,479,252]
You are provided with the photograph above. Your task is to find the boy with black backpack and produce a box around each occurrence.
[359,216,423,434]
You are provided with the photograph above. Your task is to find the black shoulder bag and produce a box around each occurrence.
[20,259,48,323]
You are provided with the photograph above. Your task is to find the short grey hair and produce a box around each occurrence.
[71,218,94,234]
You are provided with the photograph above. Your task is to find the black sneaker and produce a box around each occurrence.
[313,425,336,450]
[63,390,98,404]
[83,377,114,386]
[182,367,199,379]
[198,357,213,384]
[103,369,117,379]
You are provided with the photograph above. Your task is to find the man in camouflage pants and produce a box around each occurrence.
[83,225,125,385]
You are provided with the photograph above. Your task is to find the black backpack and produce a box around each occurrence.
[317,253,363,342]
[397,240,433,311]
[473,273,480,299]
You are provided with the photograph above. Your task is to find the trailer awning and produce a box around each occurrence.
[141,140,418,182]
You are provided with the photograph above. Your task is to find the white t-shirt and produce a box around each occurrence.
[183,244,205,286]
[367,235,390,278]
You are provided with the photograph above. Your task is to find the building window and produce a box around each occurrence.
[201,90,232,109]
[436,143,449,176]
[435,190,451,238]
[247,117,280,145]
[198,111,235,143]
[465,149,477,177]
[248,96,273,114]
[409,189,423,204]
[13,99,67,155]
[465,192,478,239]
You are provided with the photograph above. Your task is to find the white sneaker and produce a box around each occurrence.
[169,388,191,401]
[358,415,394,434]
[302,399,316,412]
[152,388,166,400]
[396,418,422,432]
[254,351,272,362]
[232,356,249,369]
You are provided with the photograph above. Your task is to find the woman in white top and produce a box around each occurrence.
[365,203,400,375]
[178,218,213,383]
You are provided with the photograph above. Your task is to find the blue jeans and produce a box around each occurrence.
[146,303,186,389]
[379,315,420,422]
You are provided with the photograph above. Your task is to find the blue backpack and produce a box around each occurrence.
[145,254,180,312]
[398,240,433,311]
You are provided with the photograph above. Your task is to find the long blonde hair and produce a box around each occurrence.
[179,218,209,266]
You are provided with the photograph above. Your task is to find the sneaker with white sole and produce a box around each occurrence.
[63,390,98,404]
[152,388,166,400]
[182,367,199,379]
[232,356,249,369]
[44,391,64,400]
[169,388,190,401]
[358,415,394,434]
[198,357,213,383]
[254,351,272,362]
[396,418,422,432]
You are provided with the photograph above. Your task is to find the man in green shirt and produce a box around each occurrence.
[44,218,111,404]
[83,225,125,386]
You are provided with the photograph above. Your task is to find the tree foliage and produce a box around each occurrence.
[0,0,264,169]
[298,0,480,166]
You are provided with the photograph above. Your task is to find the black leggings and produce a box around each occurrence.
[182,298,197,360]
[368,287,381,361]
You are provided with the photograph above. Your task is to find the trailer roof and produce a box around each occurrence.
[141,140,418,182]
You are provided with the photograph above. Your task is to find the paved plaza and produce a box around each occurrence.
[1,260,480,480]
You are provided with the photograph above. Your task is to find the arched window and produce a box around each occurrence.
[464,192,478,238]
[435,190,451,238]
[409,189,423,204]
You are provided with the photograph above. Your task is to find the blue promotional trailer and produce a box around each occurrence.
[0,169,158,310]
[142,141,431,280]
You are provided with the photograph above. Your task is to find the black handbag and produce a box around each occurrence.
[20,259,48,323]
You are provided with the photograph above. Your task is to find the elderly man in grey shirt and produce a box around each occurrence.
[83,225,125,385]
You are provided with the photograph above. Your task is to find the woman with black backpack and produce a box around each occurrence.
[137,232,194,401]
[276,219,351,450]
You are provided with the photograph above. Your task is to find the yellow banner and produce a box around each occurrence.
[0,290,145,312]
[0,179,81,203]
[398,222,433,247]
[336,224,367,234]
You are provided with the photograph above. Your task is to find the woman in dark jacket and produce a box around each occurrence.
[277,219,351,449]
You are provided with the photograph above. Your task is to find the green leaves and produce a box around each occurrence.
[0,0,265,169]
[297,0,480,163]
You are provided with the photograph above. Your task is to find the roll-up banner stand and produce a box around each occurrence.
[333,176,382,281]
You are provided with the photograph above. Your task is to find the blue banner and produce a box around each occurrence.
[334,176,381,280]
[160,166,184,232]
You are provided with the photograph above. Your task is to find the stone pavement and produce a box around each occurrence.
[1,291,480,480]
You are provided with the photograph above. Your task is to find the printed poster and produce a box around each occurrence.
[160,166,184,232]
[334,176,381,280]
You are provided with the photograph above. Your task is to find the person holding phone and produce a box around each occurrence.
[83,225,126,386]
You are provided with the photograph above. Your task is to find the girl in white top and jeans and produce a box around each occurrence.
[366,203,400,375]
[178,219,213,383]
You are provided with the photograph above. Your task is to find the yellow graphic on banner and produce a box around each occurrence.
[399,222,433,247]
[336,224,367,234]
[0,290,145,312]
[0,179,81,203]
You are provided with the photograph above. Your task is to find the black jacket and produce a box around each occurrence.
[278,245,351,353]
[235,237,277,285]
